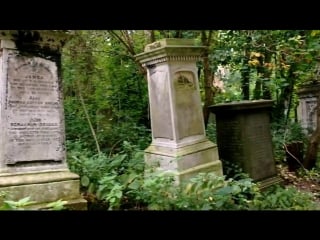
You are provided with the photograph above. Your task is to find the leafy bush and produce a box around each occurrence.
[206,122,217,144]
[0,192,68,210]
[66,140,145,210]
[253,184,317,210]
[271,120,308,163]
[134,171,260,210]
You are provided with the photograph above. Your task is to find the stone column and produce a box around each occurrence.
[135,39,222,183]
[209,100,282,189]
[0,30,86,209]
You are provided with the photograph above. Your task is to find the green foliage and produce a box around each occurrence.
[131,170,318,210]
[98,122,151,153]
[253,185,317,210]
[134,170,178,210]
[45,199,68,210]
[213,70,243,103]
[0,193,67,210]
[135,171,260,210]
[222,161,248,180]
[96,174,124,210]
[62,30,149,153]
[67,140,320,210]
[0,196,36,210]
[66,140,145,210]
[60,30,320,211]
[296,167,320,181]
[206,122,217,143]
[271,120,308,163]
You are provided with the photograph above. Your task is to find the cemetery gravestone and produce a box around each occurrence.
[297,83,320,134]
[209,100,282,189]
[136,39,223,183]
[0,30,86,209]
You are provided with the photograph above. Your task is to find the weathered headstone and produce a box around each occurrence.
[209,100,282,189]
[297,83,320,134]
[135,39,222,183]
[0,30,86,209]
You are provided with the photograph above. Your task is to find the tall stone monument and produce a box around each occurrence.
[0,30,86,209]
[135,39,222,182]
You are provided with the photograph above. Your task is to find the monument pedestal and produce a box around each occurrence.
[0,170,87,210]
[136,39,223,183]
[145,139,222,182]
[0,31,86,210]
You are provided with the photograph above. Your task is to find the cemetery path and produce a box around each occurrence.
[278,165,320,206]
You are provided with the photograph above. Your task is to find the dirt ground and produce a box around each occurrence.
[277,164,320,205]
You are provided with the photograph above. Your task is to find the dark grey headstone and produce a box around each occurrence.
[209,100,277,181]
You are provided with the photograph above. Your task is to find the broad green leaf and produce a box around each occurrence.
[128,179,140,190]
[81,175,90,187]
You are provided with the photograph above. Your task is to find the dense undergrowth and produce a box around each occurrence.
[63,120,320,211]
[2,121,319,211]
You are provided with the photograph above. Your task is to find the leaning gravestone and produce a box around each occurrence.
[135,39,222,183]
[0,30,86,209]
[209,100,282,189]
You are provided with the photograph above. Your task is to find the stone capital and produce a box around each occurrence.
[135,38,205,67]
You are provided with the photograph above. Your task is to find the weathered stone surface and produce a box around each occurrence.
[0,30,86,209]
[297,83,320,133]
[210,100,280,184]
[145,140,222,183]
[0,171,87,210]
[4,54,64,164]
[0,170,79,186]
[136,39,222,182]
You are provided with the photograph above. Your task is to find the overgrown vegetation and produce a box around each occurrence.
[59,30,320,210]
[65,140,319,210]
[0,192,68,210]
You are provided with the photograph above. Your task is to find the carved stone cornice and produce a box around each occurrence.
[0,30,73,52]
[135,38,204,66]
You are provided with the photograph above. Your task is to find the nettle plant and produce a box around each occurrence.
[134,171,260,210]
[67,140,145,210]
[133,170,319,210]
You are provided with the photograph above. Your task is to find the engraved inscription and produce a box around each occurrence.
[174,71,204,139]
[174,71,195,90]
[216,118,245,164]
[4,56,64,164]
[245,114,274,179]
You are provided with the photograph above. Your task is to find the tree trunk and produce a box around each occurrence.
[241,34,251,100]
[201,30,215,128]
[241,64,250,100]
[303,95,320,169]
[253,72,262,100]
[262,51,272,99]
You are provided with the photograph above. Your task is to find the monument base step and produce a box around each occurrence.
[178,160,223,182]
[256,175,284,191]
[0,170,87,210]
[23,198,87,210]
[145,140,223,183]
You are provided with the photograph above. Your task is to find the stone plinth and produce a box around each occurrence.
[136,38,222,183]
[0,30,86,209]
[209,100,282,189]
